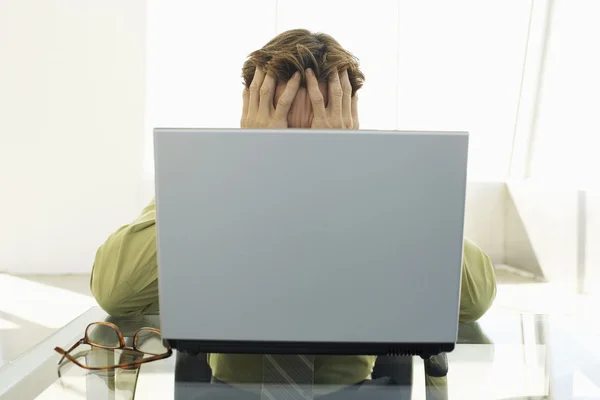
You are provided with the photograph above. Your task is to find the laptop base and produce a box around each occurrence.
[167,339,455,359]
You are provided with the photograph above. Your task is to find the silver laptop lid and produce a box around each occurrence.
[154,129,468,356]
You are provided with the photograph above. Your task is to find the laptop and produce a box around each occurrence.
[154,128,468,358]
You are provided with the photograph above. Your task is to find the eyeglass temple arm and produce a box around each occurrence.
[124,347,174,368]
[58,346,173,375]
[55,338,86,365]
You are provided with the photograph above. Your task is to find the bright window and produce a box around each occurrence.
[528,0,600,188]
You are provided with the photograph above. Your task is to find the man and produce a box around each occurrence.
[91,29,496,390]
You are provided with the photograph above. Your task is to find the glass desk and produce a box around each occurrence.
[1,307,599,399]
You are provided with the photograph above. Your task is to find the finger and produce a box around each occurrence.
[273,72,301,121]
[241,87,249,122]
[306,68,326,119]
[328,68,343,115]
[248,67,265,117]
[340,69,352,127]
[351,93,359,129]
[258,73,277,117]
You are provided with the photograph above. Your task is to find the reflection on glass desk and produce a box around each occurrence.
[0,307,599,399]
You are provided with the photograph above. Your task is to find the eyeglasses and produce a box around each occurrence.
[54,322,172,374]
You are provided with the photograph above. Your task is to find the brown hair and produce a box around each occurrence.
[242,29,365,96]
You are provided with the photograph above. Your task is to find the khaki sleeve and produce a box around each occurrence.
[90,198,159,316]
[458,238,497,323]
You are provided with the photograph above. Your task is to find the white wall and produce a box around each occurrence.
[585,191,600,294]
[145,0,532,182]
[0,0,146,273]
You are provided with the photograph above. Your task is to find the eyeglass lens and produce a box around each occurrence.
[134,329,168,355]
[86,323,121,349]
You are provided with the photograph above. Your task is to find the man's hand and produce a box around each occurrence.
[241,67,301,128]
[307,68,359,129]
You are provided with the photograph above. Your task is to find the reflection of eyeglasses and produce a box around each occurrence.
[54,322,172,373]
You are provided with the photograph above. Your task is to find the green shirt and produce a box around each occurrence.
[90,198,497,385]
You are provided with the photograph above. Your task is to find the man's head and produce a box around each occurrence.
[242,29,365,128]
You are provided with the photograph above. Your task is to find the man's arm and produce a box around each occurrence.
[90,198,159,316]
[459,239,497,322]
